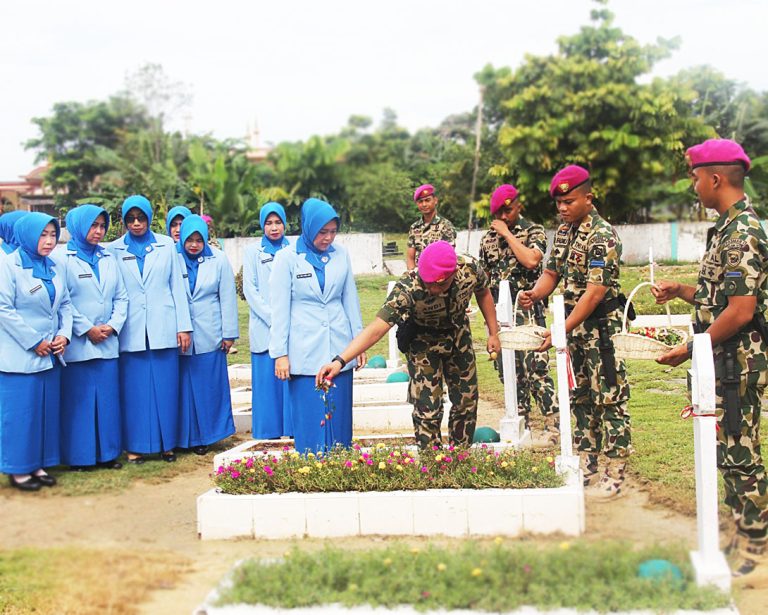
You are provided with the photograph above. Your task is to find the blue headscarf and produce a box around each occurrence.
[177,214,212,294]
[0,210,30,254]
[66,204,108,281]
[121,195,156,275]
[166,205,192,238]
[259,202,288,256]
[15,212,60,305]
[296,199,339,292]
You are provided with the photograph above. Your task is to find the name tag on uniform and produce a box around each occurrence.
[78,273,93,278]
[122,255,136,261]
[297,273,313,279]
[725,271,742,278]
[423,303,445,314]
[261,256,274,264]
[589,259,605,267]
[29,284,42,294]
[182,273,189,278]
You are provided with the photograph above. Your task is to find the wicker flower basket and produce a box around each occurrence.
[612,282,689,360]
[499,293,548,351]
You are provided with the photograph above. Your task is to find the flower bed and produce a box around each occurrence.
[200,542,732,614]
[214,444,561,495]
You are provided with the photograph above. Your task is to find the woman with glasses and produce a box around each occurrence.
[108,195,192,464]
[269,198,365,454]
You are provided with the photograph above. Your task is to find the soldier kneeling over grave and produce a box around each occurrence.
[316,241,501,448]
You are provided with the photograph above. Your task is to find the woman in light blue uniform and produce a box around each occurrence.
[176,215,238,455]
[166,205,192,243]
[0,210,29,256]
[243,202,292,439]
[108,195,192,463]
[270,198,364,454]
[0,213,72,491]
[59,205,128,471]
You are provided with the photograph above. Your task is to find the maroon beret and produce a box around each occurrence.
[414,184,435,202]
[686,139,751,172]
[549,165,590,198]
[490,184,519,215]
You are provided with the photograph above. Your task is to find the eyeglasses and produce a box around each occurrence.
[125,215,147,223]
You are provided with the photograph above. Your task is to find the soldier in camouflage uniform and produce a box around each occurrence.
[317,241,501,448]
[519,165,631,499]
[406,184,457,270]
[479,184,559,445]
[653,139,768,587]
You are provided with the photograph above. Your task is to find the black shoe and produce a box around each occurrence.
[96,459,123,470]
[69,465,94,472]
[35,472,57,487]
[192,445,209,456]
[126,455,145,465]
[161,452,177,463]
[9,475,42,492]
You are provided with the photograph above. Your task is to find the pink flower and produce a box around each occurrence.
[353,443,361,450]
[231,470,241,479]
[245,458,254,468]
[216,466,225,475]
[366,459,374,466]
[470,467,477,473]
[344,461,353,468]
[282,446,290,452]
[264,466,273,476]
[432,445,440,451]
[448,445,455,452]
[523,564,532,574]
[481,444,488,449]
[420,466,429,473]
[444,456,453,463]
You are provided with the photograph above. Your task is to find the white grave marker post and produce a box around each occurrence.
[689,333,731,592]
[498,280,531,446]
[552,295,579,478]
[386,281,400,368]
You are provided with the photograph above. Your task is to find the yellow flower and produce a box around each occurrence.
[290,452,300,459]
[298,466,311,474]
[546,456,554,463]
[559,541,571,551]
[494,537,503,545]
[376,442,386,449]
[532,466,539,473]
[348,583,358,592]
[315,462,323,469]
[249,468,255,473]
[436,563,447,572]
[501,461,508,468]
[284,550,292,558]
[383,558,392,566]
[435,454,443,462]
[378,461,386,470]
[307,452,315,459]
[471,568,483,577]
[395,464,403,472]
[410,547,420,555]
[393,450,401,457]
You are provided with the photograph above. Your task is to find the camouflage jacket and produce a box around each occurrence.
[478,217,546,295]
[545,209,623,334]
[407,215,457,260]
[378,255,488,330]
[696,200,768,371]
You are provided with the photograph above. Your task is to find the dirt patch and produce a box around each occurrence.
[1,397,764,614]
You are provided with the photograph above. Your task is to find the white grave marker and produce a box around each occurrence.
[386,280,400,368]
[689,333,731,591]
[497,280,531,446]
[551,295,579,478]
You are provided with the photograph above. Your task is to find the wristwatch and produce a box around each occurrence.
[332,355,347,368]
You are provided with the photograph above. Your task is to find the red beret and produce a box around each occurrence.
[418,241,457,283]
[490,184,519,215]
[549,165,590,198]
[414,184,435,202]
[686,139,751,172]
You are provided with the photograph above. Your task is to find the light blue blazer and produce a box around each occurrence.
[0,251,73,374]
[177,248,239,355]
[242,242,278,354]
[55,249,128,362]
[269,243,363,376]
[107,233,193,353]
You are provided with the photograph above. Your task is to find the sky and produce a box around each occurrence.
[1,0,766,180]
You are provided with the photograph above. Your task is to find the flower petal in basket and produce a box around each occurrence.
[613,330,689,361]
[500,325,549,351]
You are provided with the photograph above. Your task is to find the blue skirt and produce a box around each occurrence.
[119,348,179,454]
[60,358,121,465]
[251,352,292,438]
[178,350,235,447]
[289,370,352,455]
[0,366,61,474]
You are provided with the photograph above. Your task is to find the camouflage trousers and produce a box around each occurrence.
[495,349,559,425]
[716,370,768,540]
[570,334,631,459]
[406,324,478,449]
